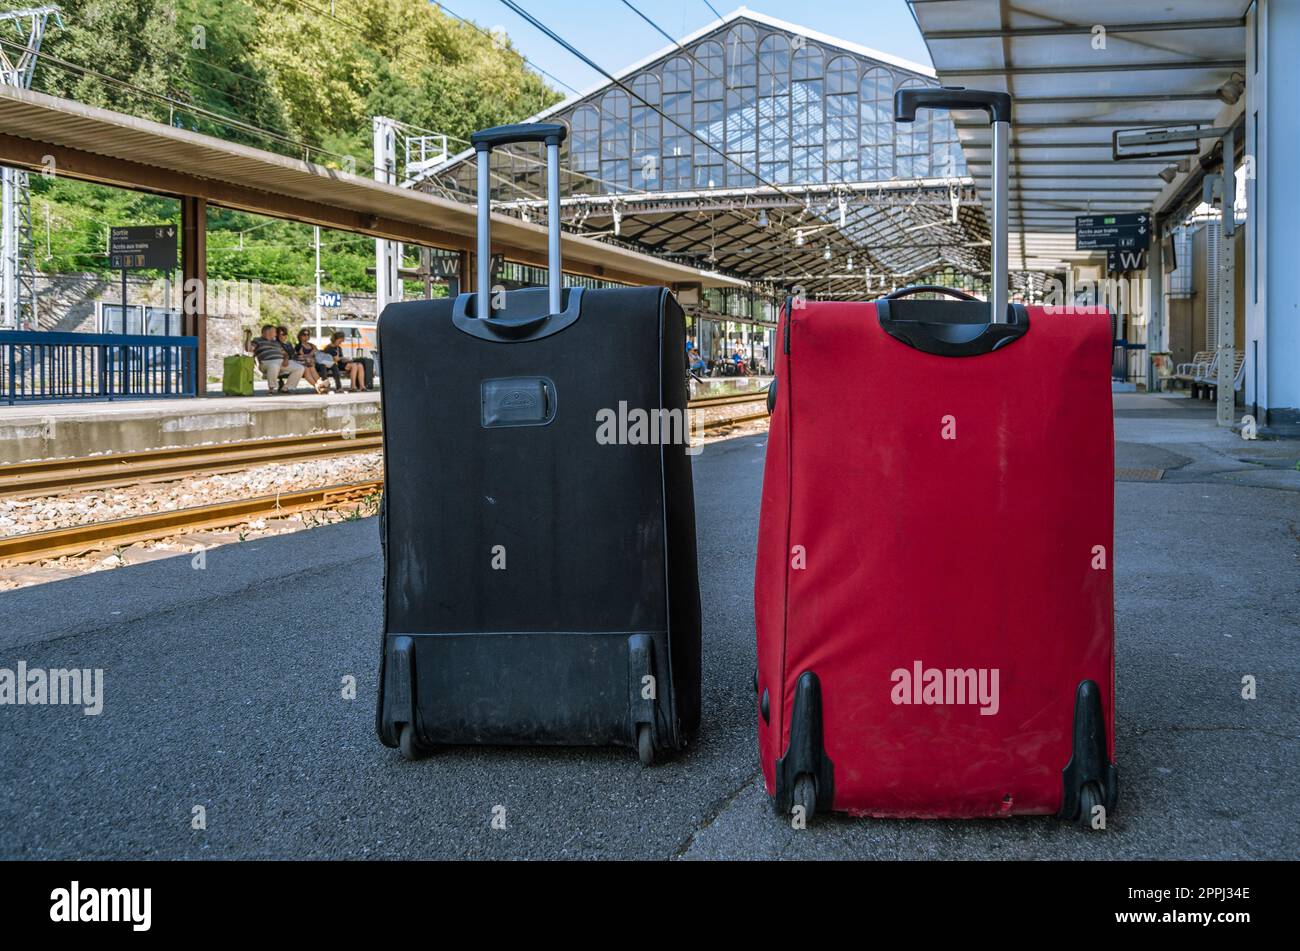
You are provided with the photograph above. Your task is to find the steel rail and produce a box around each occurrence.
[0,393,770,499]
[0,481,383,565]
[0,430,384,499]
[0,408,774,564]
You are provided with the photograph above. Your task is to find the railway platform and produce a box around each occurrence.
[1,395,1296,859]
[0,390,382,465]
[0,374,770,465]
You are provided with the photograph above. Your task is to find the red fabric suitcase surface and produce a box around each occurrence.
[754,300,1115,820]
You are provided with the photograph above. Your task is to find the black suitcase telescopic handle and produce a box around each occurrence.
[470,123,568,151]
[894,86,1012,124]
[470,123,569,317]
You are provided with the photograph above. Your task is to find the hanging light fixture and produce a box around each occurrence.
[1217,72,1245,105]
[846,254,854,271]
[794,229,806,247]
[823,244,833,262]
[756,208,769,229]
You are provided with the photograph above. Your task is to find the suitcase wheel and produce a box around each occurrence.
[398,723,430,762]
[793,774,817,820]
[1077,782,1104,830]
[636,723,655,767]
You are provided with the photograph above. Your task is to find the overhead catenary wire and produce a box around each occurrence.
[281,0,581,99]
[614,0,978,276]
[492,0,978,283]
[1,36,371,174]
[287,11,671,204]
[270,0,633,196]
[493,0,807,276]
[496,0,800,205]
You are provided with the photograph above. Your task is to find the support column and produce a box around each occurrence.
[181,194,206,393]
[1216,210,1236,428]
[373,117,402,315]
[1146,217,1165,393]
[1254,0,1300,431]
[452,250,469,298]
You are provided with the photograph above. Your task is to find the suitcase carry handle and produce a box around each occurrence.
[874,298,1028,357]
[894,87,1011,124]
[471,122,569,317]
[895,86,1011,325]
[883,284,979,302]
[450,285,584,342]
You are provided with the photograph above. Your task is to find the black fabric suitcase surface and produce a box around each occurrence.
[375,123,701,764]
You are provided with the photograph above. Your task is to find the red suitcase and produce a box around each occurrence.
[754,88,1117,826]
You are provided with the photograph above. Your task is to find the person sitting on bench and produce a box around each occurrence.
[245,324,304,393]
[325,331,367,392]
[293,329,331,394]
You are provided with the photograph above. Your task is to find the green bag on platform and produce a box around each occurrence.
[222,354,254,396]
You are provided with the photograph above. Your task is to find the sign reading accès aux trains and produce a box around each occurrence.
[1075,213,1150,252]
[109,225,178,271]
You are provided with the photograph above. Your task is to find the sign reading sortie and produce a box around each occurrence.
[1075,213,1151,252]
[108,225,178,271]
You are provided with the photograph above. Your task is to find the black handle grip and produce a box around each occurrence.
[471,122,568,151]
[883,284,979,302]
[894,86,1011,124]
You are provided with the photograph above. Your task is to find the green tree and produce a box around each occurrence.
[27,0,561,290]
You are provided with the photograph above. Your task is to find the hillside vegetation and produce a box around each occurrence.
[27,0,559,292]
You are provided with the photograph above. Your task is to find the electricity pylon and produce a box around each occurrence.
[1,5,62,329]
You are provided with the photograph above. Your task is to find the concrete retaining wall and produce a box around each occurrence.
[0,396,382,464]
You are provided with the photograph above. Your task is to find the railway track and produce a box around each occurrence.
[0,430,383,499]
[0,481,383,565]
[0,392,770,500]
[0,402,771,566]
[686,389,770,408]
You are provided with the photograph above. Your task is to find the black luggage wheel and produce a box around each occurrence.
[1059,680,1118,829]
[792,774,817,821]
[1077,782,1104,830]
[636,723,655,767]
[773,671,834,819]
[398,723,430,761]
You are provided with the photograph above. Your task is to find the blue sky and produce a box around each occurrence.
[436,1,932,97]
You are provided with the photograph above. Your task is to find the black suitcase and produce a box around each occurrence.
[375,123,701,765]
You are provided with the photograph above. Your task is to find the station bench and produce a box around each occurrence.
[1171,350,1245,401]
[1170,350,1214,391]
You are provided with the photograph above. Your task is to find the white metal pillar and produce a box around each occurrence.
[1214,126,1238,428]
[1252,0,1300,430]
[314,225,322,339]
[1,167,17,328]
[372,116,402,315]
[1146,221,1165,392]
[0,6,62,330]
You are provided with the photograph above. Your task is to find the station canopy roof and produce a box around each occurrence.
[0,86,742,289]
[907,0,1251,273]
[426,8,1003,300]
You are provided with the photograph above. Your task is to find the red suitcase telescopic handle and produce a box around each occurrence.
[894,86,1012,325]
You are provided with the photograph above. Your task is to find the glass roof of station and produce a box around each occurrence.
[426,9,997,298]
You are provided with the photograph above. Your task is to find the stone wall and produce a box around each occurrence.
[30,272,380,384]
